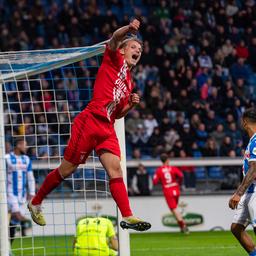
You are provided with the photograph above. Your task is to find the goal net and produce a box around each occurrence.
[0,45,129,255]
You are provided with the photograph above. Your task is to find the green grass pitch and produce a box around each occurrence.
[11,231,250,256]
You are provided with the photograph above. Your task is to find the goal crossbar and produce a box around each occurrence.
[0,45,105,83]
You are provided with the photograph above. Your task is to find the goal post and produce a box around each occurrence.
[0,44,130,256]
[115,118,130,256]
[0,81,9,256]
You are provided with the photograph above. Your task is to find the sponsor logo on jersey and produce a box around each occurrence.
[106,60,129,120]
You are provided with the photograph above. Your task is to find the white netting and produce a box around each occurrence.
[0,45,122,256]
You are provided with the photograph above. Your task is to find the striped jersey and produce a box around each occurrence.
[6,152,35,203]
[243,133,256,193]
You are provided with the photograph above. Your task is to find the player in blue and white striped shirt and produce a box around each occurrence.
[229,107,256,256]
[6,138,35,244]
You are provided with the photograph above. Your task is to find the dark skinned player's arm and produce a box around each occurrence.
[235,161,256,196]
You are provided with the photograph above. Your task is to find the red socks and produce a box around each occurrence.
[109,177,133,217]
[32,168,63,205]
[32,171,133,218]
[178,220,185,229]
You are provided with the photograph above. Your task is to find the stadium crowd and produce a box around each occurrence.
[1,0,256,191]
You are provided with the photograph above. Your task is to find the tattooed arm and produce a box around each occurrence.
[229,161,256,209]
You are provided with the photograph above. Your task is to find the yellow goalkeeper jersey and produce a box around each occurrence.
[74,217,116,256]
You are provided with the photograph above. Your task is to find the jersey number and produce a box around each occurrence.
[164,172,172,184]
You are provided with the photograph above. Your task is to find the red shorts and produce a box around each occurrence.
[64,111,120,165]
[163,187,180,210]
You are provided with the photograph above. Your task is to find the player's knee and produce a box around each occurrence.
[231,223,242,237]
[108,165,123,179]
[231,223,237,235]
[59,160,78,178]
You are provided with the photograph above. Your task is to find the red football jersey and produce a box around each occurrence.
[86,45,134,123]
[153,165,183,190]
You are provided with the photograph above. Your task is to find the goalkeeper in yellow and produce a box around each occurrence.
[73,217,118,256]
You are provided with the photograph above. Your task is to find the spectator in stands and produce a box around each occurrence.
[202,138,218,157]
[131,164,152,196]
[205,110,217,133]
[130,124,148,151]
[178,150,196,190]
[220,136,234,156]
[195,123,208,149]
[125,110,144,137]
[236,40,249,60]
[210,124,226,149]
[179,123,195,149]
[147,127,165,158]
[143,113,158,138]
[227,122,243,145]
[131,148,142,160]
[190,142,202,158]
[234,78,250,106]
[164,128,180,153]
[230,58,250,81]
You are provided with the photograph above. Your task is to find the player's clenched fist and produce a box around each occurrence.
[129,19,140,34]
[129,93,140,107]
[228,193,241,209]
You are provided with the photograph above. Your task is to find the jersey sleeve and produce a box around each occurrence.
[106,219,116,238]
[104,44,122,67]
[249,139,256,162]
[153,168,160,185]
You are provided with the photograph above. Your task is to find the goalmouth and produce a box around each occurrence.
[0,43,130,256]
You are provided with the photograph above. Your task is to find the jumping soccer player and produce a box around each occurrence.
[153,153,189,234]
[229,107,256,256]
[6,138,35,244]
[28,19,151,231]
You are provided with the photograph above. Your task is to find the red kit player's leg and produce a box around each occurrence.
[32,168,64,205]
[96,122,151,231]
[32,113,95,206]
[99,152,133,217]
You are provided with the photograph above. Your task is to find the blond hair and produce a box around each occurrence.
[119,36,143,50]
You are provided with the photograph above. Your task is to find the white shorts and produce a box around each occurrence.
[232,192,256,227]
[7,194,26,215]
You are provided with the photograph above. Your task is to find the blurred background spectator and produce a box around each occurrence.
[2,0,256,194]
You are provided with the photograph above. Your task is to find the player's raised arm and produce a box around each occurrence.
[108,19,140,51]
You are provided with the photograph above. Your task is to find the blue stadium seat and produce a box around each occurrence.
[195,167,207,180]
[83,169,95,180]
[96,169,107,181]
[208,167,224,179]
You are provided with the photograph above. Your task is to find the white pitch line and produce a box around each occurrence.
[132,245,238,251]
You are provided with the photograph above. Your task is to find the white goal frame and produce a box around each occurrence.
[0,43,130,256]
